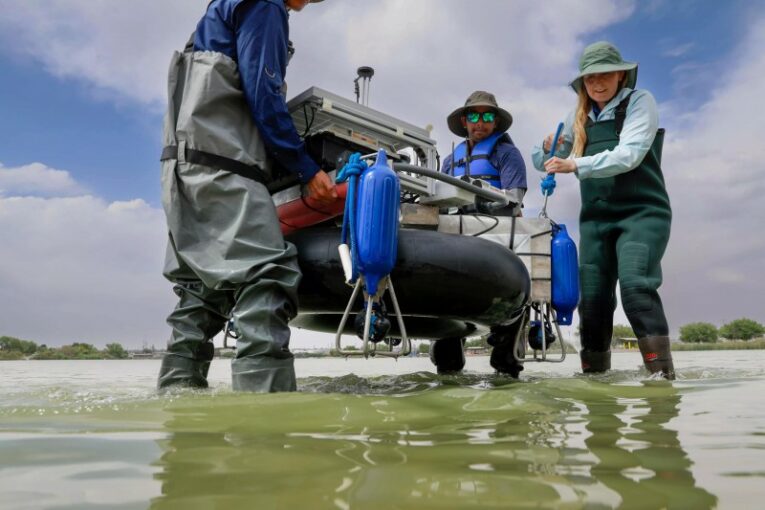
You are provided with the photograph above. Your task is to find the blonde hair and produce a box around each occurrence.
[571,87,592,158]
[571,73,628,158]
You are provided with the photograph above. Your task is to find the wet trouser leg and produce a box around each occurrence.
[616,217,669,338]
[161,163,301,392]
[578,220,618,372]
[579,213,673,378]
[617,216,674,379]
[158,238,233,390]
[230,256,300,392]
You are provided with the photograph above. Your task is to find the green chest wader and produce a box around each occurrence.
[578,92,675,379]
[157,39,301,392]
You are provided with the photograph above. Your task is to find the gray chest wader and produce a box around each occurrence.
[578,92,675,379]
[157,42,300,392]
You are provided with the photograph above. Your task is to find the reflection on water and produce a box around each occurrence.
[149,375,717,509]
[3,354,764,509]
[577,383,717,509]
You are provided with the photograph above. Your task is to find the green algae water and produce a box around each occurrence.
[2,352,764,509]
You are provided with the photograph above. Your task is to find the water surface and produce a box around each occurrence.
[1,351,764,509]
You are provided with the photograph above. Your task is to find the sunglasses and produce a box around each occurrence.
[465,111,496,124]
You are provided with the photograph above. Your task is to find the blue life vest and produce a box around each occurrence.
[451,132,504,188]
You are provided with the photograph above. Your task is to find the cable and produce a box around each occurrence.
[468,213,500,237]
[301,104,316,137]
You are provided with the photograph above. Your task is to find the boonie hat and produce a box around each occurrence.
[446,91,513,137]
[570,41,638,93]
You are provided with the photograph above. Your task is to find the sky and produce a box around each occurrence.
[0,0,763,350]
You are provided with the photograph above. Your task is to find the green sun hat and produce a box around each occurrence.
[570,41,638,93]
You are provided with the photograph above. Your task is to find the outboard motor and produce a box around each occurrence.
[550,223,579,325]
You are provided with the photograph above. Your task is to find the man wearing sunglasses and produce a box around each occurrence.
[442,90,527,216]
[432,91,527,378]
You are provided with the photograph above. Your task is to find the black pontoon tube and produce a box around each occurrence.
[392,163,513,207]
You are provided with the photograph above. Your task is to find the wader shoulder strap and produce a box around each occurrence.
[161,145,269,188]
[614,90,636,136]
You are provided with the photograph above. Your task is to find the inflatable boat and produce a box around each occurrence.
[269,87,577,373]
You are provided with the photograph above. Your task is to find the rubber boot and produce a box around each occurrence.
[429,337,466,374]
[581,350,611,374]
[157,342,215,391]
[489,343,524,378]
[638,336,675,380]
[487,323,524,379]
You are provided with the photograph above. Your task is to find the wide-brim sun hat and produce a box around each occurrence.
[570,41,638,93]
[446,90,513,137]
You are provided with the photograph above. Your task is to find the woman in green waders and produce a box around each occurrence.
[532,41,675,379]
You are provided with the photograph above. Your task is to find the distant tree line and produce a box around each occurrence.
[604,319,765,346]
[0,335,129,360]
[679,318,765,343]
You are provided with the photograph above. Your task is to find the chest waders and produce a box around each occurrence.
[578,92,675,379]
[157,39,301,392]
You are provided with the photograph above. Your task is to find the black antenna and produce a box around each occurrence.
[354,66,375,106]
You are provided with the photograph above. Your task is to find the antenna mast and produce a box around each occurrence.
[354,66,375,106]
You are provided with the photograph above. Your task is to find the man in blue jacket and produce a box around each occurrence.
[441,91,527,216]
[157,0,335,392]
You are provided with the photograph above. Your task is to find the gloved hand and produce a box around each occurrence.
[540,174,556,196]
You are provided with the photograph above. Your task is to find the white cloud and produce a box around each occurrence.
[0,162,87,197]
[655,16,765,329]
[0,0,208,109]
[662,42,694,58]
[0,191,173,347]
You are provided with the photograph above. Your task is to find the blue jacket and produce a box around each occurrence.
[194,0,319,183]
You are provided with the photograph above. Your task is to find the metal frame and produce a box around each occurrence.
[513,301,567,364]
[334,277,411,358]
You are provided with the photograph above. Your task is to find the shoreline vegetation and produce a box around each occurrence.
[671,338,765,351]
[0,336,132,361]
[3,333,765,360]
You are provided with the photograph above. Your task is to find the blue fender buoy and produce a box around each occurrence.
[551,224,579,325]
[355,149,400,296]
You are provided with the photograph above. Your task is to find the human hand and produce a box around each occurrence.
[543,157,577,174]
[306,170,338,203]
[543,132,566,153]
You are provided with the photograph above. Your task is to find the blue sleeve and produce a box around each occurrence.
[235,1,319,183]
[494,143,527,190]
